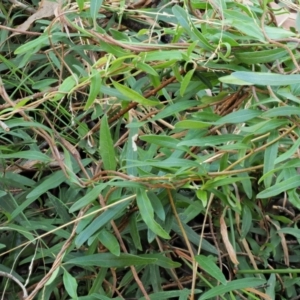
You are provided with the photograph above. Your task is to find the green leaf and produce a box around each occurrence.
[32,79,58,91]
[139,289,201,300]
[90,0,103,22]
[172,5,214,51]
[69,184,106,213]
[136,62,158,76]
[136,189,170,239]
[85,70,101,110]
[262,106,300,118]
[223,10,264,41]
[178,134,243,147]
[129,213,143,251]
[0,151,51,161]
[63,269,78,299]
[241,206,252,239]
[151,100,199,121]
[112,81,159,106]
[140,253,181,269]
[215,109,261,125]
[278,228,300,240]
[26,170,68,200]
[75,198,130,247]
[139,135,181,149]
[235,48,287,64]
[257,175,300,198]
[14,35,49,54]
[232,72,300,86]
[219,75,253,85]
[264,132,279,189]
[52,75,78,101]
[175,120,211,129]
[98,229,120,256]
[199,278,266,300]
[64,253,157,267]
[275,137,300,164]
[180,69,194,96]
[195,255,227,285]
[45,267,60,286]
[99,114,116,171]
[0,224,35,242]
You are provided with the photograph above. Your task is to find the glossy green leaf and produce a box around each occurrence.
[136,188,170,239]
[65,253,157,267]
[195,255,227,285]
[99,114,116,171]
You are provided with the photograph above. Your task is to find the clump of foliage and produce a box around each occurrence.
[1,0,300,299]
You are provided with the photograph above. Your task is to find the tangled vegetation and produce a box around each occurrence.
[1,0,300,299]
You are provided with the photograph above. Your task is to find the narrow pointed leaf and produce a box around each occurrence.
[99,114,116,171]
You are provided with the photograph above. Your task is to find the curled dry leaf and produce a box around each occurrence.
[13,0,61,34]
[269,2,297,31]
[220,214,239,265]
